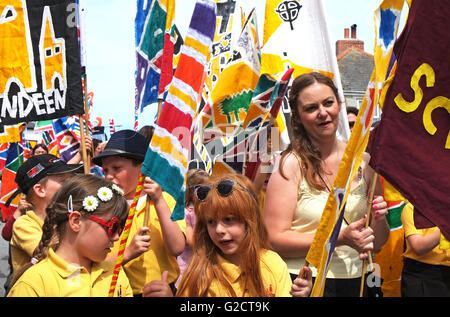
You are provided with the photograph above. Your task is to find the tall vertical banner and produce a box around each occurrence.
[135,0,175,115]
[368,0,450,240]
[262,0,350,142]
[206,0,237,94]
[371,0,408,296]
[305,0,406,297]
[188,0,237,173]
[0,0,84,125]
[141,0,216,221]
[207,8,261,138]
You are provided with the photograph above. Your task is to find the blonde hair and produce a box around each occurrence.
[177,173,269,297]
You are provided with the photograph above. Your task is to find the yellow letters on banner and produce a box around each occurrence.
[394,63,435,113]
[395,63,450,149]
[423,96,450,149]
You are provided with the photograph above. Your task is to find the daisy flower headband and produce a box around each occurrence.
[67,184,124,214]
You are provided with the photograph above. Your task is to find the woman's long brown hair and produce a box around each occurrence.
[280,72,341,190]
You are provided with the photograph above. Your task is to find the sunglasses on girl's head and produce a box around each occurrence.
[87,215,122,238]
[194,179,256,202]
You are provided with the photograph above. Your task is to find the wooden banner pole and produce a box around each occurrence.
[359,172,378,297]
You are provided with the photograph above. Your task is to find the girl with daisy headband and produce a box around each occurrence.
[8,174,132,297]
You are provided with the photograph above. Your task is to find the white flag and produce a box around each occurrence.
[262,0,350,141]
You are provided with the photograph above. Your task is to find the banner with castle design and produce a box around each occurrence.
[0,0,84,125]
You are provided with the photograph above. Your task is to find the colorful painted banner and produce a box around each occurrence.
[52,116,81,162]
[0,0,84,125]
[141,0,216,221]
[374,177,405,297]
[205,0,238,94]
[135,0,175,114]
[206,8,261,138]
[0,142,23,221]
[0,124,22,143]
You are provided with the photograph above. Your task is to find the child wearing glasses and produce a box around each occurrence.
[8,174,133,297]
[144,174,312,297]
[10,155,82,277]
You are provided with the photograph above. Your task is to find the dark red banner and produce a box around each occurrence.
[368,0,450,239]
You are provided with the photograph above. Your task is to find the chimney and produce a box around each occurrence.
[351,24,357,39]
[336,25,365,56]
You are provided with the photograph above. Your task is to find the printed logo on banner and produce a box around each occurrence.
[275,0,302,30]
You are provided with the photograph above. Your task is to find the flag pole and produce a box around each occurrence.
[144,195,151,229]
[156,99,164,122]
[82,73,91,172]
[79,115,89,174]
[359,172,378,297]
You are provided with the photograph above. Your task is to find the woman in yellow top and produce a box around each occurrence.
[401,203,450,297]
[264,72,389,296]
[8,174,132,297]
[144,174,312,297]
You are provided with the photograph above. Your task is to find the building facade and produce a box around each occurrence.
[336,24,381,121]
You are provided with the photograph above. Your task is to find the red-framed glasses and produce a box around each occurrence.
[87,215,122,238]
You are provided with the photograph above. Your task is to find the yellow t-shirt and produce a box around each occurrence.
[401,203,450,266]
[10,210,44,273]
[8,248,132,297]
[111,192,186,294]
[177,249,293,297]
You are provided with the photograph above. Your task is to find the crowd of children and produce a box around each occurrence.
[1,128,314,298]
[1,72,449,298]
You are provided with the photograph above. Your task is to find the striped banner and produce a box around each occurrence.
[141,0,216,221]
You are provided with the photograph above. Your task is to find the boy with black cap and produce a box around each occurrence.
[93,129,186,296]
[10,154,82,274]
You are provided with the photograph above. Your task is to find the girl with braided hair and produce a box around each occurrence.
[8,174,132,297]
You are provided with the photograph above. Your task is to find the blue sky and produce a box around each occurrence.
[84,0,407,135]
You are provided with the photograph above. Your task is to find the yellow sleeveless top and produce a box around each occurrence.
[286,154,369,279]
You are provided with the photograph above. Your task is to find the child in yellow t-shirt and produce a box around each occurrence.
[8,174,132,297]
[10,154,82,274]
[143,174,312,297]
[93,129,186,295]
[401,203,450,297]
